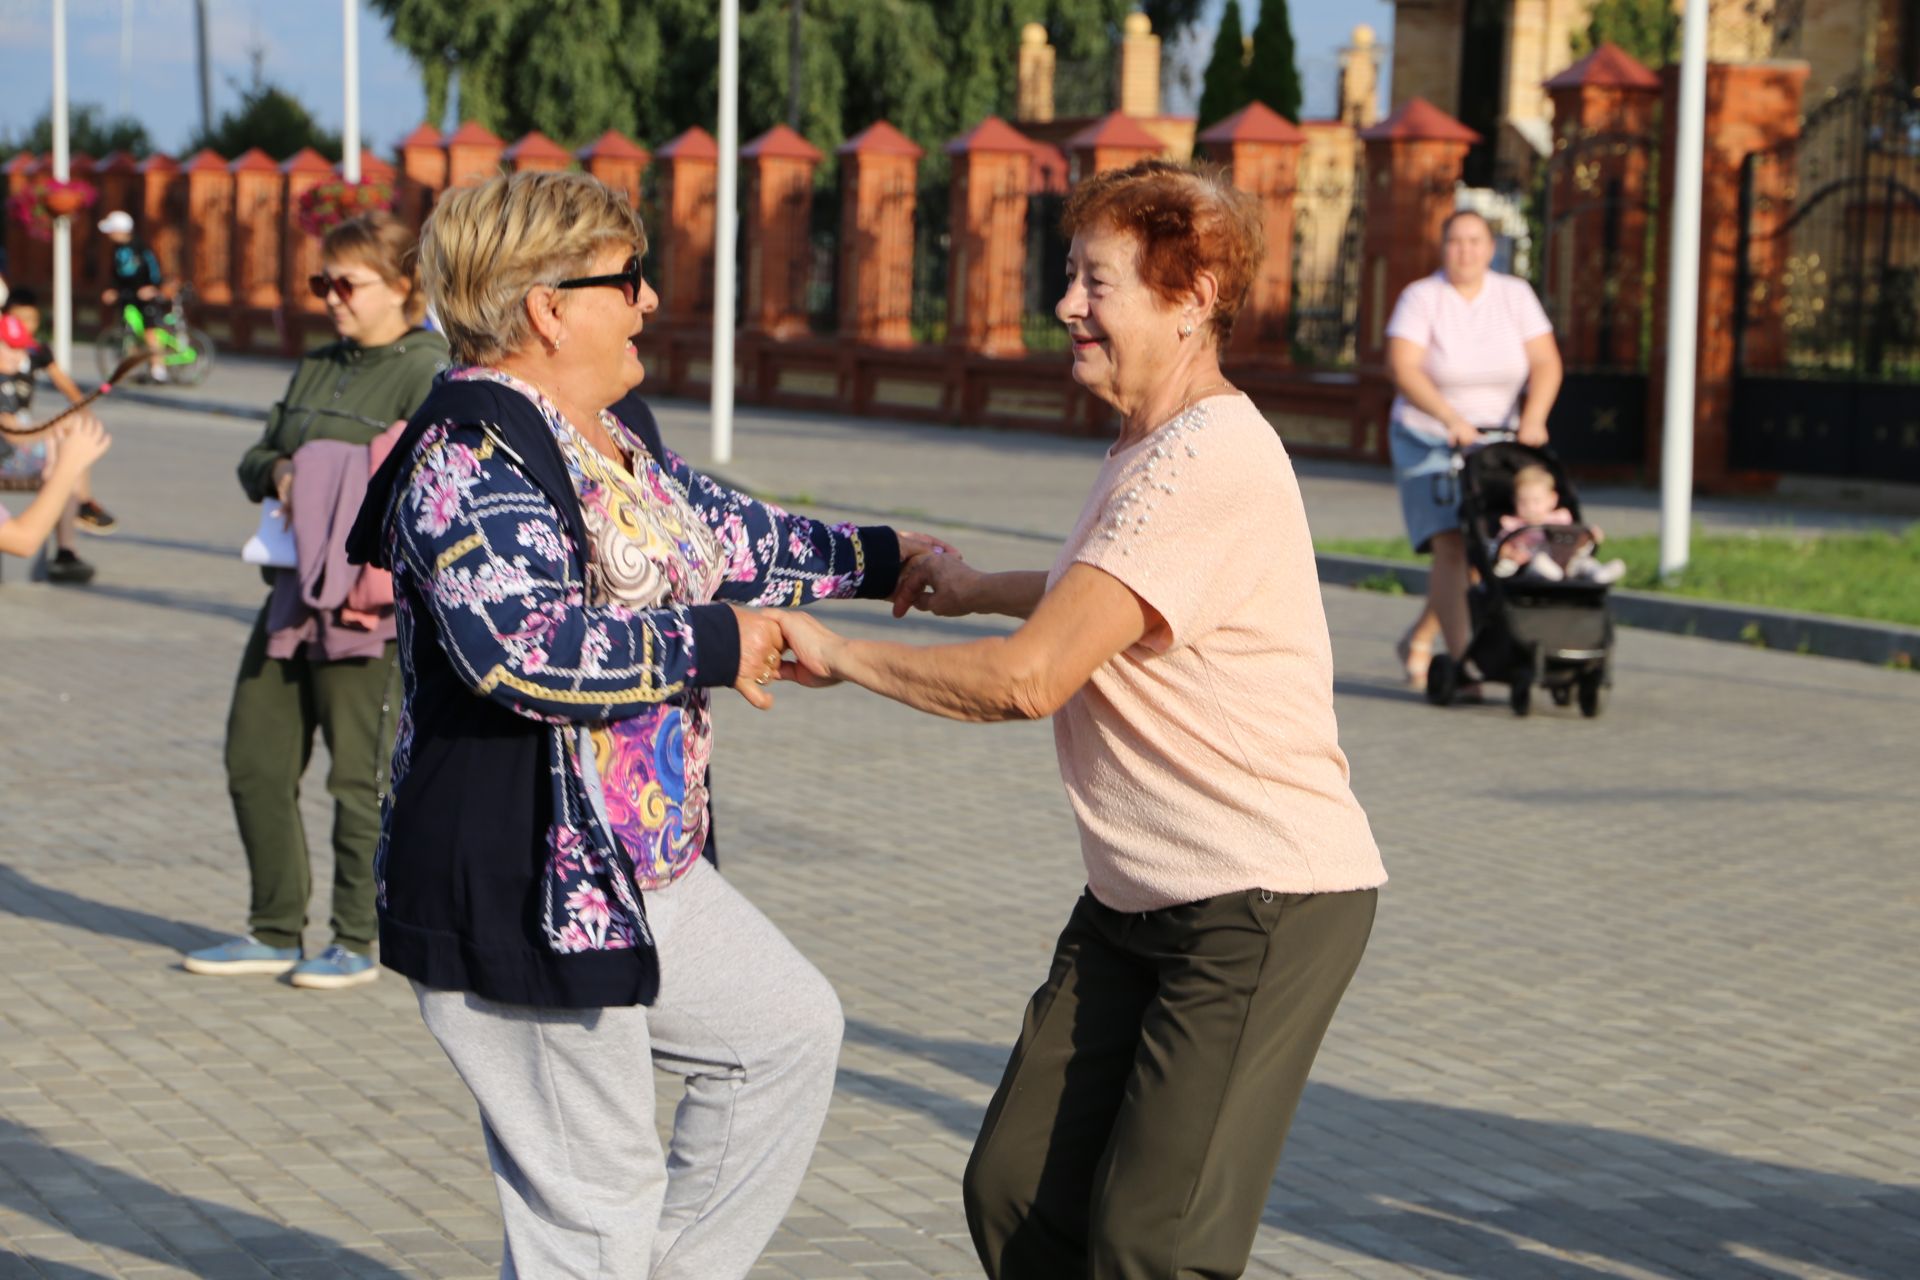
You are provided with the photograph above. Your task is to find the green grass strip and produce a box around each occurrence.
[1317,525,1920,629]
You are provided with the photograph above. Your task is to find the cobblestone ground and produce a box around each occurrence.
[0,386,1915,1279]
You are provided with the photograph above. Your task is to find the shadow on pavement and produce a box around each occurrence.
[77,584,258,624]
[0,864,224,953]
[838,1019,1919,1279]
[0,1116,415,1278]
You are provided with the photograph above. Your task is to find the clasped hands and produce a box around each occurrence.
[728,530,981,709]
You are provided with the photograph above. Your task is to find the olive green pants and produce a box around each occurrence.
[224,605,399,955]
[964,885,1378,1280]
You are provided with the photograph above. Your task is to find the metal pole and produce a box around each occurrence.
[51,0,73,373]
[343,0,363,182]
[195,0,214,140]
[1658,0,1710,581]
[712,0,740,464]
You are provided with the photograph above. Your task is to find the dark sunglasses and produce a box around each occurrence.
[555,255,645,306]
[308,272,371,303]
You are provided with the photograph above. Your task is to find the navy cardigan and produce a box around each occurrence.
[346,379,901,1007]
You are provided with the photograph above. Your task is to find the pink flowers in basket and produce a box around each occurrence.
[294,179,394,238]
[7,177,99,240]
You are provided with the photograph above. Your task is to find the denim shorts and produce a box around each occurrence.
[1389,419,1461,554]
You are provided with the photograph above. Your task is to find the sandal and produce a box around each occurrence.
[1395,634,1433,690]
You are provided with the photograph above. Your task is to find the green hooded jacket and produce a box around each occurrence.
[237,328,450,503]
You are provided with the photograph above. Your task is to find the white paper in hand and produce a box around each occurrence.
[242,500,298,568]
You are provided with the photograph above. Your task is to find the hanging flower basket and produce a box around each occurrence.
[294,179,395,239]
[6,177,100,241]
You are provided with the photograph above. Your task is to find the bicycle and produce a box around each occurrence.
[94,285,216,387]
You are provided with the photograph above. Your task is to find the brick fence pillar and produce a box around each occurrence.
[1065,110,1164,183]
[135,153,183,285]
[946,117,1034,358]
[444,122,506,189]
[1355,98,1479,368]
[1650,61,1808,489]
[742,124,823,339]
[1200,101,1306,361]
[280,148,336,351]
[837,120,923,346]
[1542,42,1660,368]
[67,154,100,305]
[3,154,39,293]
[228,148,283,353]
[504,130,572,174]
[578,130,649,210]
[182,149,234,334]
[657,127,719,324]
[398,124,445,228]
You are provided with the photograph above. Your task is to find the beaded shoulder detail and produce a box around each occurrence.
[1099,400,1216,556]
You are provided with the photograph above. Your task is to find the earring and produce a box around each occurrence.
[1180,322,1194,338]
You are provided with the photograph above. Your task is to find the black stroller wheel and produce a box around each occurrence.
[1426,653,1457,707]
[1509,679,1532,717]
[1578,670,1607,718]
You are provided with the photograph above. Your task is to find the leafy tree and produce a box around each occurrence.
[1246,0,1302,123]
[189,77,343,160]
[1571,0,1678,68]
[371,0,1205,159]
[3,105,151,161]
[1195,0,1249,130]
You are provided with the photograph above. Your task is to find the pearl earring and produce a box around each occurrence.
[1180,322,1194,338]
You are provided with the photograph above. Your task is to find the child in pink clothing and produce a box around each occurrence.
[1493,465,1625,584]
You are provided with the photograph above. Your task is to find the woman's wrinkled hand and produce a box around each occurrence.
[775,611,844,689]
[730,604,788,709]
[896,529,958,562]
[891,548,984,619]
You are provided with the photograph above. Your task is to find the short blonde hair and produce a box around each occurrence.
[418,170,647,366]
[1513,464,1556,493]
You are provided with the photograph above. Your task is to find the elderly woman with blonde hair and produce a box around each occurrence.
[778,159,1386,1279]
[344,170,942,1279]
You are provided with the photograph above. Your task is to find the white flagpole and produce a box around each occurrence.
[711,0,740,464]
[343,0,363,182]
[51,0,73,372]
[1659,0,1711,580]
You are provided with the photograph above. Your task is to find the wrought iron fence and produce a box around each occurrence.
[1289,179,1364,367]
[910,175,950,344]
[1024,191,1070,352]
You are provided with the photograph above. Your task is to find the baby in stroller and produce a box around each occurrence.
[1491,464,1625,585]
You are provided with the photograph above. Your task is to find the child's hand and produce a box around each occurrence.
[52,414,111,473]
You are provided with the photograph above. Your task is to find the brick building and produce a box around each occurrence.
[1387,0,1918,188]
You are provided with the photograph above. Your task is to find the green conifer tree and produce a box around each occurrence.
[1196,0,1249,130]
[1246,0,1302,124]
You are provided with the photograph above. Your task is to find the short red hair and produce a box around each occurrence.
[1060,158,1265,344]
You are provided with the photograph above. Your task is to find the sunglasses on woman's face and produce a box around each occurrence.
[555,255,645,307]
[308,272,374,303]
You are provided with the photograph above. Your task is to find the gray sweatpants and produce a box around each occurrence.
[414,857,844,1280]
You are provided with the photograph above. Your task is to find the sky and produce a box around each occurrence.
[0,0,1396,156]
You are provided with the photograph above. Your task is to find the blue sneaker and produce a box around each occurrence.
[183,934,301,976]
[289,944,379,990]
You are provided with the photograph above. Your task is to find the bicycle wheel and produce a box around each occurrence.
[168,327,218,387]
[95,324,140,380]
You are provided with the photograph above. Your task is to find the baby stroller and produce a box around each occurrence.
[1424,435,1614,717]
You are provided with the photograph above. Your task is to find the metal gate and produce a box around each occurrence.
[1535,129,1658,468]
[1731,81,1920,482]
[1289,179,1364,367]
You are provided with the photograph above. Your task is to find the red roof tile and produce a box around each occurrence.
[837,120,924,159]
[1198,101,1307,146]
[1359,98,1481,144]
[577,129,650,162]
[742,124,824,162]
[658,126,719,160]
[945,116,1036,156]
[1544,42,1661,92]
[1065,111,1165,151]
[503,130,571,163]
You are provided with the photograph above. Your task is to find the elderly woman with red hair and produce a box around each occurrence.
[777,159,1385,1279]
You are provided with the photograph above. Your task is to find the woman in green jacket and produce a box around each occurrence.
[186,212,447,989]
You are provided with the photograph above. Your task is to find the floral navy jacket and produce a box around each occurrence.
[345,371,902,1008]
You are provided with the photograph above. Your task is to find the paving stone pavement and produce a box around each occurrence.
[0,385,1916,1280]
